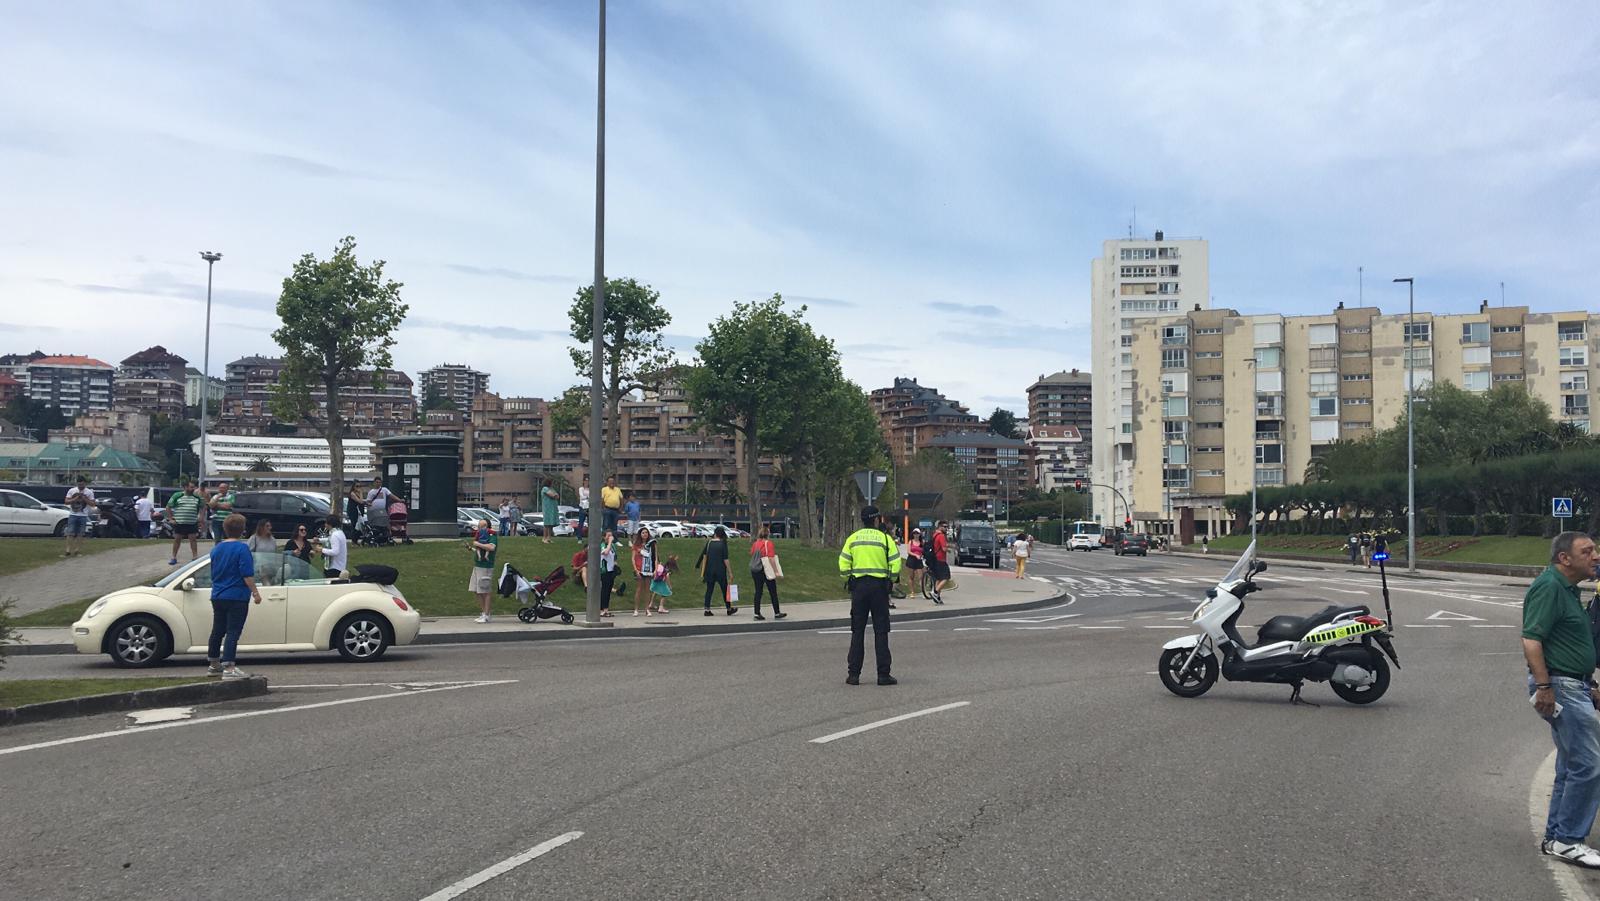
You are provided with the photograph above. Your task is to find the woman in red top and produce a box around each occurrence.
[905,528,926,598]
[928,521,950,604]
[748,526,785,620]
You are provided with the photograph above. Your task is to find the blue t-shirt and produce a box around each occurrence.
[624,500,641,522]
[210,541,255,602]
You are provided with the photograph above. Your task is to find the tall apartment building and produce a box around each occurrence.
[869,378,982,466]
[1089,232,1210,526]
[184,367,225,409]
[1027,425,1087,493]
[57,407,151,454]
[25,355,115,416]
[418,364,490,412]
[0,373,20,405]
[217,356,416,438]
[1126,303,1599,541]
[922,431,1035,514]
[1027,370,1093,430]
[116,346,188,419]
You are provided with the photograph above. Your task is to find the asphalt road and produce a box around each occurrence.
[0,543,1583,900]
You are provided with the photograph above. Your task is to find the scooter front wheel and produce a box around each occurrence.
[1158,647,1218,698]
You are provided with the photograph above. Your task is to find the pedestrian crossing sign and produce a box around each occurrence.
[1553,497,1574,518]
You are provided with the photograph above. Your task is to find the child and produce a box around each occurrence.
[648,554,678,616]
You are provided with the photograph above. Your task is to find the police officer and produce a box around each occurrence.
[839,505,902,686]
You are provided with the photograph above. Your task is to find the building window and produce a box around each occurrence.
[1120,334,1134,347]
[1561,372,1589,393]
[1120,353,1133,366]
[1344,397,1372,406]
[1403,322,1431,344]
[1257,468,1286,485]
[1341,326,1371,335]
[1462,371,1490,392]
[1308,323,1337,345]
[1308,346,1337,368]
[1157,282,1181,295]
[1194,351,1222,359]
[1560,346,1588,367]
[1494,373,1525,382]
[1493,349,1524,358]
[1162,324,1188,345]
[1163,397,1188,417]
[1559,322,1587,342]
[1160,373,1188,394]
[1255,370,1283,393]
[1254,347,1282,368]
[1163,421,1187,441]
[1120,247,1157,261]
[1462,345,1490,366]
[1195,446,1223,454]
[1157,246,1181,259]
[1163,468,1190,488]
[1195,327,1223,335]
[1313,397,1338,417]
[1461,321,1489,344]
[1195,397,1223,406]
[1164,445,1189,465]
[1565,396,1591,416]
[1161,348,1188,369]
[1196,374,1223,382]
[1196,469,1224,477]
[1195,421,1224,430]
[1253,323,1283,345]
[1309,372,1338,393]
[1492,324,1523,334]
[1342,373,1371,382]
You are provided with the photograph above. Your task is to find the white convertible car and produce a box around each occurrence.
[72,552,421,667]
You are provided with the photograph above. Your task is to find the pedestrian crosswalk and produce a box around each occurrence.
[1035,573,1340,589]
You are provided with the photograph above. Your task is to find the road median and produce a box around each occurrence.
[0,675,269,727]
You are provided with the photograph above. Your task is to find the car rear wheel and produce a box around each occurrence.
[107,615,170,668]
[333,613,392,662]
[53,520,67,537]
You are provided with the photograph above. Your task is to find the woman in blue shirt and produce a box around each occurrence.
[207,514,262,678]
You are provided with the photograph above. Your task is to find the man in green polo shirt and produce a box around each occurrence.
[1524,531,1600,868]
[166,480,205,565]
[208,481,235,543]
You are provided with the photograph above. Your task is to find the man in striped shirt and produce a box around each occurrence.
[167,480,204,565]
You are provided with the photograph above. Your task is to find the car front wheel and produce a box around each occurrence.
[334,613,392,662]
[107,615,170,668]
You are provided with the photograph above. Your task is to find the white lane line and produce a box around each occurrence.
[0,680,518,758]
[1088,578,1111,584]
[1403,624,1452,628]
[274,681,494,690]
[896,628,931,632]
[952,627,991,631]
[1139,579,1167,585]
[817,629,851,634]
[1079,626,1125,630]
[1469,624,1517,629]
[810,701,970,745]
[1530,749,1595,901]
[420,832,584,901]
[1144,625,1190,630]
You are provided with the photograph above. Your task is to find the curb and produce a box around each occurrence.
[7,589,1071,656]
[0,675,269,728]
[1170,546,1543,579]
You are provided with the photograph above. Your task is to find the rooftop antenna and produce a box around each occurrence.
[1129,204,1136,239]
[1500,281,1506,307]
[1358,266,1364,308]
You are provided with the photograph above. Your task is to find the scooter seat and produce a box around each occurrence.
[1256,604,1370,644]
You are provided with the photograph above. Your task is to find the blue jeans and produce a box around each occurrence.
[66,513,90,537]
[602,509,618,533]
[211,520,226,541]
[1530,675,1600,843]
[208,599,250,663]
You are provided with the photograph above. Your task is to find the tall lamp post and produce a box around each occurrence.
[1243,356,1257,544]
[582,0,610,627]
[198,251,222,487]
[1394,277,1417,574]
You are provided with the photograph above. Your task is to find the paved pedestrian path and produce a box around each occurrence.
[0,544,181,616]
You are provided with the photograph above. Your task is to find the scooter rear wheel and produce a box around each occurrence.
[1158,647,1218,698]
[1330,651,1391,705]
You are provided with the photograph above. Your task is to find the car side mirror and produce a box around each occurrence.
[180,578,197,591]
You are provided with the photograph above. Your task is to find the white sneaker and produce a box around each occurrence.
[221,667,249,679]
[475,614,490,623]
[1549,841,1600,868]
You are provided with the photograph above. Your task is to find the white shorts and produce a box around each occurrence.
[468,568,494,594]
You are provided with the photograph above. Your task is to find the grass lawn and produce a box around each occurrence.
[351,536,846,617]
[11,598,100,628]
[0,676,211,708]
[0,538,151,578]
[1203,533,1550,567]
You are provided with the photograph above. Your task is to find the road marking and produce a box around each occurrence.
[1402,624,1451,628]
[127,707,193,725]
[817,629,851,634]
[810,701,970,745]
[1530,749,1596,901]
[1088,578,1110,584]
[1322,588,1368,595]
[1144,625,1190,630]
[1139,578,1167,585]
[1427,609,1487,622]
[419,832,584,901]
[952,627,991,631]
[1469,624,1517,629]
[1014,625,1067,630]
[274,681,503,690]
[0,680,518,758]
[1079,625,1125,630]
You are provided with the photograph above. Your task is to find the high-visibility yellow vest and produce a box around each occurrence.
[838,527,902,580]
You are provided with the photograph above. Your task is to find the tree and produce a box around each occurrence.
[270,236,408,503]
[148,413,200,482]
[685,295,835,533]
[247,456,275,472]
[568,278,676,473]
[897,449,974,523]
[421,384,457,412]
[3,397,68,437]
[985,408,1021,440]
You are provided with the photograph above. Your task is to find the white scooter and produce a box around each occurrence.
[1157,541,1401,705]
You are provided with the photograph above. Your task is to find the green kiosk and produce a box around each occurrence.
[374,435,461,539]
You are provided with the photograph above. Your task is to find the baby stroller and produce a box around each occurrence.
[386,499,414,544]
[498,563,574,624]
[355,507,394,547]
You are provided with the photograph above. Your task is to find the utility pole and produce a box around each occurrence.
[582,0,610,627]
[198,251,221,487]
[1394,277,1417,574]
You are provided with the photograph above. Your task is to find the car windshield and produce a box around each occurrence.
[153,554,211,587]
[963,527,995,540]
[295,494,332,514]
[1219,541,1257,585]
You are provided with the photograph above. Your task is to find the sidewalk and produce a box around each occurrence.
[7,565,1065,656]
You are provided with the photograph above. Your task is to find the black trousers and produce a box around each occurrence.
[600,567,617,610]
[703,571,729,608]
[752,573,779,614]
[848,577,892,677]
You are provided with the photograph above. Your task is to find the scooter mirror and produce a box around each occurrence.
[1254,562,1268,573]
[1205,588,1217,599]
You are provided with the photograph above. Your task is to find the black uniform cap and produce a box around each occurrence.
[860,505,880,525]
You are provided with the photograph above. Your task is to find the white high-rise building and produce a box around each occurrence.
[1089,231,1209,527]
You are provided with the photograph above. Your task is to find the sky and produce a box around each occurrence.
[2,1,1596,416]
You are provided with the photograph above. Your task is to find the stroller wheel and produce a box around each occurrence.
[517,607,536,623]
[560,612,575,625]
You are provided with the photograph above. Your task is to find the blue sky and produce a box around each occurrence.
[2,1,1596,415]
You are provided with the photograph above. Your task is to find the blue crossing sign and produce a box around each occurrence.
[1553,497,1574,518]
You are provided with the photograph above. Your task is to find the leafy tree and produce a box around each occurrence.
[897,449,974,523]
[421,384,457,412]
[3,397,68,437]
[685,295,834,533]
[269,236,408,502]
[547,385,595,456]
[247,456,275,472]
[985,407,1021,440]
[567,277,676,473]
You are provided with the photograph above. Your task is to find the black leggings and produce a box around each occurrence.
[703,571,729,608]
[752,574,779,614]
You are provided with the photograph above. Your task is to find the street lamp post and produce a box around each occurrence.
[198,252,221,487]
[582,0,610,627]
[1394,277,1417,574]
[1243,356,1257,544]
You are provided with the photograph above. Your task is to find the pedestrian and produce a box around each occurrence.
[1013,532,1031,579]
[345,484,364,538]
[321,513,348,579]
[284,523,318,566]
[205,513,261,679]
[598,529,620,617]
[905,528,926,597]
[497,497,513,537]
[698,526,736,616]
[507,496,522,537]
[366,478,393,538]
[649,554,678,614]
[134,492,154,539]
[1202,534,1209,555]
[1359,531,1373,568]
[632,526,656,615]
[577,474,591,537]
[601,475,623,533]
[207,481,235,543]
[927,520,951,604]
[838,505,901,686]
[540,478,561,545]
[468,518,498,623]
[1373,532,1389,563]
[622,490,641,537]
[749,525,785,620]
[246,519,275,554]
[62,476,95,557]
[1525,531,1600,867]
[166,480,204,565]
[572,544,589,591]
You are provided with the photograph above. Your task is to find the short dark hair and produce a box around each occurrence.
[714,526,727,539]
[326,514,341,527]
[1552,531,1594,564]
[76,476,87,484]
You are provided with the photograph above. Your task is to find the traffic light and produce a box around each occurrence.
[1124,518,1133,528]
[1073,479,1083,494]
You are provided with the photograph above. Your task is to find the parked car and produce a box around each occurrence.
[649,519,687,538]
[72,552,421,667]
[1114,532,1150,557]
[521,514,574,537]
[0,489,71,536]
[230,490,333,538]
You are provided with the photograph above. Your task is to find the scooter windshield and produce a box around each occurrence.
[1217,540,1257,588]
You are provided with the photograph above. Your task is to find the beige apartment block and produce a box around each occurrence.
[1129,304,1597,542]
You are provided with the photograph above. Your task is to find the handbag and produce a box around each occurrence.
[749,550,766,576]
[762,553,783,581]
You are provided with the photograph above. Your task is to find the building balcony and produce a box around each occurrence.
[1255,430,1283,442]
